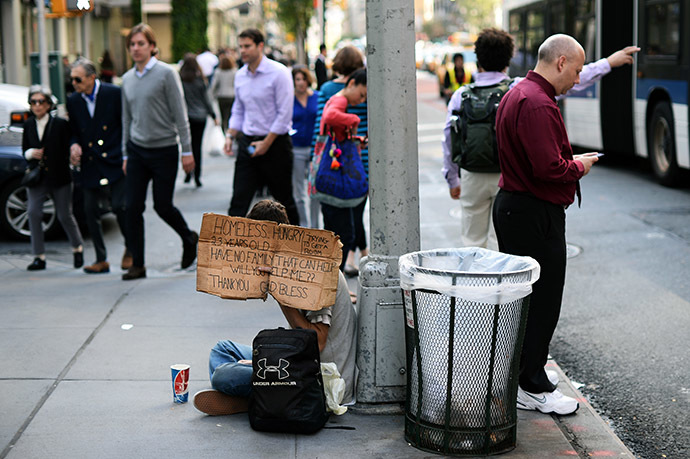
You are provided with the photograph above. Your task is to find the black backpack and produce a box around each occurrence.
[249,328,328,434]
[450,78,513,173]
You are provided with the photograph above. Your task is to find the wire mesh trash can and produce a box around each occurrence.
[399,248,540,456]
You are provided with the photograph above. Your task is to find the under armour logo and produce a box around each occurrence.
[256,358,290,380]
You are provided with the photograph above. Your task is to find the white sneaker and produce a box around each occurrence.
[517,387,579,415]
[546,369,559,386]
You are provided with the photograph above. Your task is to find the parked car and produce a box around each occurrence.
[0,83,31,127]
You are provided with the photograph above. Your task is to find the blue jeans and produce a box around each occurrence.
[209,340,253,397]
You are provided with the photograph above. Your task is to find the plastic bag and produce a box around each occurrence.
[203,124,225,157]
[320,362,347,415]
[399,247,540,304]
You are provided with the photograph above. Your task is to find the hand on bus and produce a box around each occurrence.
[574,154,599,176]
[607,46,640,68]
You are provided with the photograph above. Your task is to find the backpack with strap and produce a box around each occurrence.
[249,328,328,434]
[450,78,513,173]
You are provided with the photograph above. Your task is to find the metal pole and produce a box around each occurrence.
[36,0,50,86]
[356,0,420,404]
[320,0,326,46]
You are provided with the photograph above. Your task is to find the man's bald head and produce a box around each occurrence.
[537,34,584,64]
[534,34,586,95]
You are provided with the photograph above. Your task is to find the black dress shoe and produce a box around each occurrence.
[74,251,84,268]
[184,173,191,183]
[181,231,199,269]
[122,266,146,280]
[27,258,46,271]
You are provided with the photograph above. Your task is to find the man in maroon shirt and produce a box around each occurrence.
[493,34,600,415]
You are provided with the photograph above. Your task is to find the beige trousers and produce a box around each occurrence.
[459,169,501,250]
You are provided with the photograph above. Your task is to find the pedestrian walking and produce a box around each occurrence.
[314,44,328,89]
[180,53,218,188]
[310,46,369,275]
[23,86,84,271]
[196,47,219,82]
[209,54,237,135]
[492,34,600,415]
[442,28,640,250]
[223,28,299,225]
[291,65,319,227]
[317,69,368,271]
[442,53,472,104]
[120,23,199,280]
[62,56,74,97]
[66,57,131,274]
[99,50,115,83]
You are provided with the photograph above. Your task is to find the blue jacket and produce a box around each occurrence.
[66,82,124,189]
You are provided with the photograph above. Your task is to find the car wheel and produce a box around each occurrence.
[648,102,681,186]
[0,178,58,240]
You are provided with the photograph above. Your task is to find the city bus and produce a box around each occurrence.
[504,0,689,186]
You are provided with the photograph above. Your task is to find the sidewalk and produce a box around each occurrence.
[0,144,634,458]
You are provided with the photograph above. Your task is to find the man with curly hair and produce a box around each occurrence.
[442,28,639,250]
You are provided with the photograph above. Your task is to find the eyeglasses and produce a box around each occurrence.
[29,99,47,105]
[70,77,83,83]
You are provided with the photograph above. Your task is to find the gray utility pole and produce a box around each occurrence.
[36,0,50,86]
[356,0,420,404]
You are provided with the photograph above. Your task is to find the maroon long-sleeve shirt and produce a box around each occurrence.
[495,71,584,206]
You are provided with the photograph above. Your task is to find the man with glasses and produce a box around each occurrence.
[66,57,131,274]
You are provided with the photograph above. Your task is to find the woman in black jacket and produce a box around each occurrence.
[22,86,84,270]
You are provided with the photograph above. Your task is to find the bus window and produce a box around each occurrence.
[526,9,544,69]
[646,1,680,56]
[548,3,566,35]
[509,11,527,73]
[575,0,596,62]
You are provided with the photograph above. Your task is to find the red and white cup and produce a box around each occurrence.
[171,364,190,403]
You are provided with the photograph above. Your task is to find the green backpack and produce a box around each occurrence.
[450,78,513,173]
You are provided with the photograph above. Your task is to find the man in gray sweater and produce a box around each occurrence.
[120,23,198,280]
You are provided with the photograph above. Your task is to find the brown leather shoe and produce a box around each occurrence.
[121,250,133,270]
[122,266,146,280]
[84,261,110,274]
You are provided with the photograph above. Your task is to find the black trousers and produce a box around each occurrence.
[228,134,299,225]
[493,189,566,394]
[189,118,206,185]
[126,141,195,268]
[321,203,354,270]
[352,195,367,251]
[83,177,128,262]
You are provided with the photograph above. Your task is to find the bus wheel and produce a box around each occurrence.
[648,102,681,186]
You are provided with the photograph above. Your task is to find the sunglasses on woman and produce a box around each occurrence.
[29,99,47,105]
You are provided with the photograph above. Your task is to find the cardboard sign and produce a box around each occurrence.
[196,213,343,310]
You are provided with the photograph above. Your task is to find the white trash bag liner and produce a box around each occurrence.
[399,247,540,304]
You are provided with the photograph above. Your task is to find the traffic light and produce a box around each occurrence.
[50,0,67,14]
[49,0,93,17]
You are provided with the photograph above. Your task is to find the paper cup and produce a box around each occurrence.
[171,364,190,403]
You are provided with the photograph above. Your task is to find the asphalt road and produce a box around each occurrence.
[1,71,687,459]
